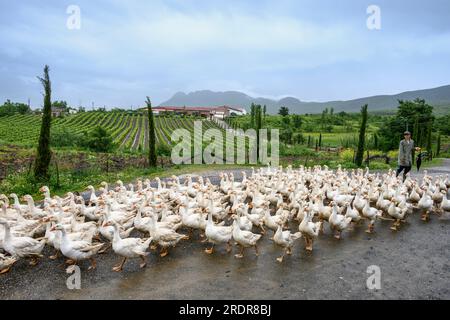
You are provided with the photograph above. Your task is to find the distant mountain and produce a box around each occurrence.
[160,85,450,114]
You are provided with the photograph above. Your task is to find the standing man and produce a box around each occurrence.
[396,131,420,181]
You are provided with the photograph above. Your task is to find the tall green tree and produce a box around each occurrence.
[263,105,266,121]
[83,126,114,152]
[318,133,322,149]
[250,103,256,128]
[0,100,31,116]
[292,114,303,128]
[378,99,434,151]
[281,115,290,126]
[52,100,68,110]
[34,65,52,181]
[355,104,368,167]
[146,97,157,167]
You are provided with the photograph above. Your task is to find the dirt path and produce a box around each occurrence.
[0,161,448,300]
[119,116,137,149]
[131,116,143,150]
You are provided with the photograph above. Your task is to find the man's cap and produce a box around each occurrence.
[404,131,411,135]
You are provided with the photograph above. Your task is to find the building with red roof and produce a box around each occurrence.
[151,105,246,119]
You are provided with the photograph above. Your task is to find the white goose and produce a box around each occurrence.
[418,189,433,221]
[263,205,286,236]
[439,191,450,213]
[344,202,361,226]
[204,200,233,254]
[273,223,302,262]
[23,195,45,218]
[86,185,98,205]
[51,224,104,270]
[9,193,28,213]
[409,187,421,204]
[179,204,207,238]
[387,198,408,231]
[103,220,152,272]
[77,197,102,221]
[0,219,45,266]
[0,253,18,274]
[329,203,352,239]
[241,204,265,233]
[298,210,322,252]
[146,214,187,257]
[231,216,261,258]
[362,197,382,233]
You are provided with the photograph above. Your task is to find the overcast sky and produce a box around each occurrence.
[1,0,450,108]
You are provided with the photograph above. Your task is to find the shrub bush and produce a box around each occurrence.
[339,148,355,162]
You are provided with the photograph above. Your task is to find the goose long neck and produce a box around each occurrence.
[27,198,35,208]
[207,205,213,224]
[59,228,68,242]
[136,207,142,221]
[300,213,308,227]
[2,223,11,240]
[112,224,121,242]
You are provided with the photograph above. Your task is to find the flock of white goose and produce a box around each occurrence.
[0,165,449,274]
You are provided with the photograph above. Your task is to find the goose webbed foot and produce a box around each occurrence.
[112,257,127,272]
[98,243,111,254]
[29,258,39,266]
[160,248,169,257]
[204,245,214,254]
[277,249,287,263]
[421,211,430,221]
[0,267,12,274]
[259,226,266,234]
[139,256,147,268]
[112,265,123,272]
[88,258,97,270]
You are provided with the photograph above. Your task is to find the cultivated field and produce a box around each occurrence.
[0,112,224,151]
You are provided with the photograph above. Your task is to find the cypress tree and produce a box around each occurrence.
[355,104,368,167]
[436,132,441,156]
[318,133,322,149]
[146,97,157,167]
[34,65,52,181]
[250,103,255,128]
[263,105,266,122]
[373,132,378,149]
